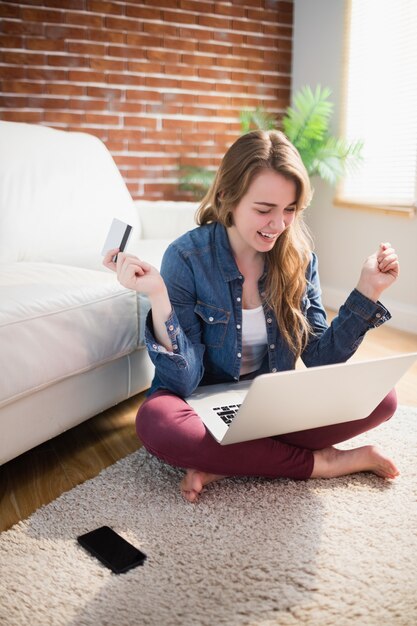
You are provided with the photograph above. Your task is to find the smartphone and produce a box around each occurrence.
[101,218,133,262]
[77,526,147,574]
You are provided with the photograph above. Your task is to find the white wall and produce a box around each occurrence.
[292,0,417,334]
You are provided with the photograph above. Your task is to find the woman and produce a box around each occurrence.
[104,130,400,502]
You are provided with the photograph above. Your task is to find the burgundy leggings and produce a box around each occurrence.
[136,389,397,480]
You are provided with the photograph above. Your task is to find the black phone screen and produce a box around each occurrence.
[77,526,147,574]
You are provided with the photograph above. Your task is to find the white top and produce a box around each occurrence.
[240,305,268,375]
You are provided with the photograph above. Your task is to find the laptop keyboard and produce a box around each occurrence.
[212,404,241,426]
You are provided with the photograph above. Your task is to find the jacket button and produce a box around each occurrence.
[272,368,277,373]
[375,313,381,318]
[208,316,214,322]
[237,297,241,302]
[237,352,242,358]
[236,324,241,330]
[168,325,174,331]
[267,318,272,323]
[270,344,275,349]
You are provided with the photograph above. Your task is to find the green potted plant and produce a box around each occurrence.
[179,85,363,199]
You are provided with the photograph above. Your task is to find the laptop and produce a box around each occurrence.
[185,352,417,445]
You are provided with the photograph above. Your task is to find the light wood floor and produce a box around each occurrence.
[1,312,416,533]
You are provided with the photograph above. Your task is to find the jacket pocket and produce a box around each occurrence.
[194,301,230,348]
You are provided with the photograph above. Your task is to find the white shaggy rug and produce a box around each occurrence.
[1,406,417,626]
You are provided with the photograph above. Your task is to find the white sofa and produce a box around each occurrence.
[0,121,198,465]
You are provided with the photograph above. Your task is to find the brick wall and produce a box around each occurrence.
[0,0,293,200]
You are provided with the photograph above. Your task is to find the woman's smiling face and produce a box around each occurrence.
[227,169,297,258]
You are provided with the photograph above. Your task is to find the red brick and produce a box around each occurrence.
[108,45,146,60]
[27,96,68,109]
[68,70,105,82]
[0,95,29,108]
[245,34,277,49]
[44,25,85,40]
[68,41,106,56]
[21,8,63,23]
[90,57,125,72]
[88,86,124,98]
[142,0,179,8]
[0,35,24,48]
[145,76,180,89]
[112,101,146,114]
[26,67,68,81]
[43,0,84,9]
[182,53,214,67]
[106,128,137,142]
[1,80,42,94]
[125,33,163,48]
[113,154,142,167]
[165,64,195,77]
[198,41,233,56]
[127,58,159,74]
[1,50,44,65]
[106,140,125,151]
[147,49,182,64]
[142,22,178,37]
[106,73,141,86]
[87,0,124,15]
[126,6,162,20]
[197,94,231,107]
[48,54,89,68]
[264,23,292,37]
[163,118,195,131]
[163,10,198,25]
[247,8,278,22]
[178,26,211,41]
[198,68,232,81]
[216,56,247,70]
[123,116,157,129]
[89,28,124,44]
[0,110,43,123]
[126,89,161,102]
[213,30,245,45]
[43,111,84,123]
[86,112,119,124]
[0,4,20,18]
[105,16,142,32]
[68,98,108,111]
[198,15,231,30]
[179,0,215,11]
[164,36,197,52]
[1,19,43,36]
[47,83,86,96]
[66,12,104,28]
[214,4,245,18]
[26,37,66,52]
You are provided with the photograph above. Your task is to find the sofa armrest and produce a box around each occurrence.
[135,200,198,240]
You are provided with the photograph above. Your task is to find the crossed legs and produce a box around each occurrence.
[136,389,398,501]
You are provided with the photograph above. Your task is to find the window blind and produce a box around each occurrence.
[338,0,417,212]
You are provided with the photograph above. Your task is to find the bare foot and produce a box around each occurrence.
[180,469,227,502]
[311,444,400,480]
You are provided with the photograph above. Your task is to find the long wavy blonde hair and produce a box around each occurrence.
[196,130,314,359]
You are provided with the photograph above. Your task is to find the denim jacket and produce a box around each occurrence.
[145,222,391,397]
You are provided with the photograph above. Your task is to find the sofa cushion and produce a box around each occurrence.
[0,122,141,265]
[0,263,141,408]
[136,200,198,239]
